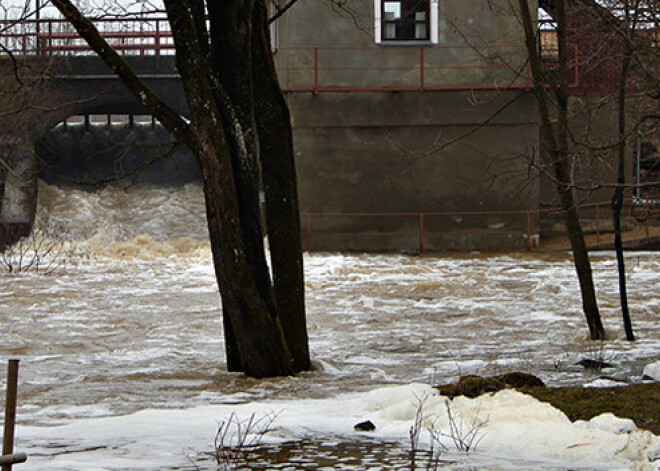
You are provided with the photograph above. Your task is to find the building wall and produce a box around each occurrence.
[290,90,540,251]
[277,1,541,251]
[274,0,536,91]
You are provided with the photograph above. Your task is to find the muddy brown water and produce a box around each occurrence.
[1,183,659,468]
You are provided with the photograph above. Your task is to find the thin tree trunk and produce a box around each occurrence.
[613,45,635,341]
[557,166,605,339]
[518,0,604,340]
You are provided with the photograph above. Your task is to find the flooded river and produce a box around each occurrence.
[1,183,659,469]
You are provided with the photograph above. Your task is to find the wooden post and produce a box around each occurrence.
[2,359,19,471]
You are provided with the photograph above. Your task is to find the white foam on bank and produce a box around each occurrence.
[15,384,660,470]
[644,361,660,381]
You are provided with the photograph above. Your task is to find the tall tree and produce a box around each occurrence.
[518,0,605,340]
[611,0,637,341]
[48,0,310,377]
[557,0,645,341]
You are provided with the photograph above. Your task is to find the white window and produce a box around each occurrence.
[375,0,438,43]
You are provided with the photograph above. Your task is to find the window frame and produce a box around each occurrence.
[375,0,439,45]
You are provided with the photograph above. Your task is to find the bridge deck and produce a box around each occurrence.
[0,16,586,93]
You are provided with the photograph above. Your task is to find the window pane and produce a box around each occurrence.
[408,0,428,17]
[384,1,401,19]
[415,23,426,39]
[415,11,426,21]
[384,23,397,39]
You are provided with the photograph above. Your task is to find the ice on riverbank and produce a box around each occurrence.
[16,384,660,470]
[644,361,660,381]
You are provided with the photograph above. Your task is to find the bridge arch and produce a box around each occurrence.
[1,54,194,249]
[36,112,200,187]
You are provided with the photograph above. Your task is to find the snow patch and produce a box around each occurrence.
[575,413,636,435]
[643,361,660,381]
[584,378,630,388]
[16,385,660,470]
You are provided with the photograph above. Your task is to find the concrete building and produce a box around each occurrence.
[274,0,542,251]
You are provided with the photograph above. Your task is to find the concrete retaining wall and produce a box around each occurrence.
[290,90,540,251]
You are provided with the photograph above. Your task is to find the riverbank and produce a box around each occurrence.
[15,382,660,470]
[526,382,660,435]
[438,377,660,435]
[537,221,660,252]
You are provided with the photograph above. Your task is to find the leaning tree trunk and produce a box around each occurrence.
[555,0,604,340]
[555,159,605,339]
[518,0,604,340]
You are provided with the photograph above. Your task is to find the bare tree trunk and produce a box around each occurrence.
[164,0,295,377]
[613,41,635,341]
[197,137,294,377]
[50,0,303,377]
[518,0,604,340]
[207,0,282,371]
[251,0,310,372]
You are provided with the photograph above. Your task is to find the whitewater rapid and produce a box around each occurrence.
[1,182,659,469]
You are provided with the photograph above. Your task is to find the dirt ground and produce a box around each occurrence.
[537,220,660,252]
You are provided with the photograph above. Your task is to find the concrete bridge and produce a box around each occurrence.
[1,17,187,127]
[48,55,186,118]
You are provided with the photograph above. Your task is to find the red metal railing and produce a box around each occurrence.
[0,17,174,58]
[275,43,543,92]
[302,199,653,253]
[2,199,654,253]
[0,18,580,92]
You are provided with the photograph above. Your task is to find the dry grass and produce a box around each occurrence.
[537,221,660,252]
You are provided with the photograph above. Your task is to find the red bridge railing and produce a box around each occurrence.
[0,17,174,58]
[0,18,580,92]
